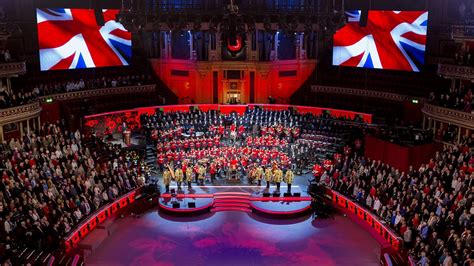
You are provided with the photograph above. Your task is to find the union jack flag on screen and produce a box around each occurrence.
[36,8,132,71]
[333,11,428,72]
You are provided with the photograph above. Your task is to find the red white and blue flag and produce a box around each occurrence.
[333,11,428,72]
[36,8,131,71]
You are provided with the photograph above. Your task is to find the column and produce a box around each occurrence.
[189,31,194,60]
[19,121,23,137]
[0,125,3,143]
[38,116,41,128]
[216,31,222,60]
[422,116,426,130]
[457,126,462,144]
[6,77,11,94]
[26,119,30,136]
[273,32,279,61]
[295,33,300,61]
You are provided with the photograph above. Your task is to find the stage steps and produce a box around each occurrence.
[211,192,252,213]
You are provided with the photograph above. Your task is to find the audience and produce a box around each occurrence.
[326,144,473,266]
[0,73,150,109]
[0,122,145,262]
[454,47,474,67]
[431,85,473,114]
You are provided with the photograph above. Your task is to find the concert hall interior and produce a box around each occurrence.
[0,0,473,266]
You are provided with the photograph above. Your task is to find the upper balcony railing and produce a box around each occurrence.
[0,101,42,125]
[0,61,26,77]
[437,63,474,80]
[0,85,157,125]
[38,84,157,103]
[310,85,426,102]
[422,103,474,130]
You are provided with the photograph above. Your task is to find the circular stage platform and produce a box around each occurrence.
[157,182,312,219]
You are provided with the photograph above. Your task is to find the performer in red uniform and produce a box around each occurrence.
[210,163,216,182]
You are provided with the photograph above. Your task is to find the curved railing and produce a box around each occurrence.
[326,189,403,252]
[437,63,474,79]
[63,188,142,252]
[38,84,157,103]
[0,61,27,76]
[310,85,426,102]
[0,85,157,126]
[422,103,474,129]
[0,101,42,125]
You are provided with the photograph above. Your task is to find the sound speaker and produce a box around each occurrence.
[272,192,280,197]
[283,192,292,197]
[172,202,180,209]
[188,202,196,208]
[263,192,271,197]
[293,192,301,197]
[359,10,368,27]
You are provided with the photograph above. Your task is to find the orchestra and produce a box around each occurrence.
[140,108,361,193]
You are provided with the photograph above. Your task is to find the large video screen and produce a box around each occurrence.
[333,10,428,72]
[36,8,131,71]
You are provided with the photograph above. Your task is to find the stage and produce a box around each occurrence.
[158,185,312,219]
[154,166,314,218]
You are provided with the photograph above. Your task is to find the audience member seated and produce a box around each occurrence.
[454,47,474,67]
[0,122,145,262]
[325,144,473,266]
[430,85,473,114]
[0,49,11,63]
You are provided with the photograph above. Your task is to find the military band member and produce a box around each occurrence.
[285,169,294,192]
[210,163,217,182]
[186,166,193,189]
[198,164,206,185]
[255,165,263,186]
[273,167,283,191]
[265,167,272,188]
[163,167,171,193]
[175,167,184,191]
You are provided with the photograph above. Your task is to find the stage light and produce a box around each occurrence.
[411,99,419,104]
[45,98,53,103]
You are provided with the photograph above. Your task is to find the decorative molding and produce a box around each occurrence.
[0,102,42,125]
[310,85,426,102]
[437,63,474,80]
[422,103,474,130]
[39,84,157,102]
[0,61,27,77]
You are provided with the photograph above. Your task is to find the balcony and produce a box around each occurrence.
[310,85,425,102]
[422,103,474,129]
[0,101,42,125]
[0,61,27,77]
[451,25,474,40]
[39,84,157,102]
[438,63,474,80]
